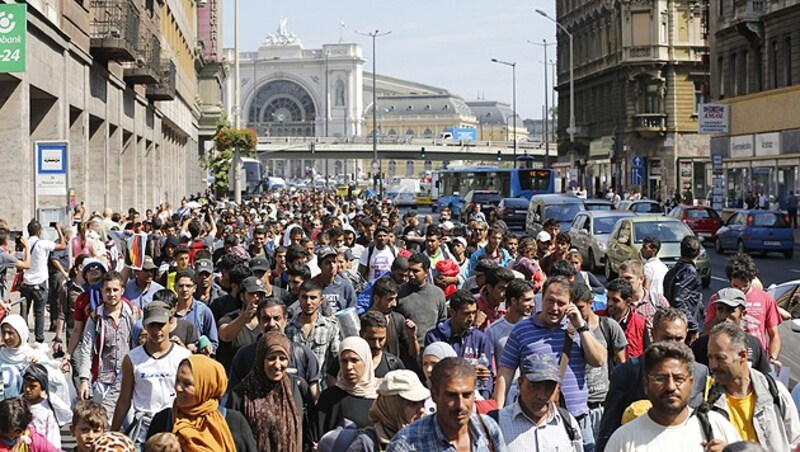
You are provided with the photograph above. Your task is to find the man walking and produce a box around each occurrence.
[23,220,66,343]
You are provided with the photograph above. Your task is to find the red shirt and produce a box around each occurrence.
[705,288,781,350]
[475,289,506,331]
[598,308,648,358]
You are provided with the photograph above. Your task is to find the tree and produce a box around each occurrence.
[202,119,257,195]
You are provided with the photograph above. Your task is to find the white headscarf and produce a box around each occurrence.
[336,336,379,399]
[0,314,32,364]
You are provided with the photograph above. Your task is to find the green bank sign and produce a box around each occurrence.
[0,3,25,73]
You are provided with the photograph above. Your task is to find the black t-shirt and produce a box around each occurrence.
[314,386,375,433]
[147,407,257,452]
[170,319,199,348]
[210,294,238,322]
[326,351,404,380]
[229,338,321,390]
[217,311,260,371]
[691,331,770,375]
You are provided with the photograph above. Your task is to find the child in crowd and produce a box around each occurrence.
[144,432,181,452]
[69,400,107,452]
[0,397,58,452]
[22,364,67,449]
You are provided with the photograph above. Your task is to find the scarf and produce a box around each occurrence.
[336,336,379,399]
[242,332,302,452]
[0,315,32,364]
[369,394,411,445]
[172,355,236,452]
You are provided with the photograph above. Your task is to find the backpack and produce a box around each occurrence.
[489,407,577,441]
[188,239,206,265]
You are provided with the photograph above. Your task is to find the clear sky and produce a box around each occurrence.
[221,0,559,120]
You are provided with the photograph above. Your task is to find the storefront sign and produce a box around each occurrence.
[0,3,26,73]
[730,135,754,158]
[698,103,729,135]
[755,132,780,156]
[590,136,613,157]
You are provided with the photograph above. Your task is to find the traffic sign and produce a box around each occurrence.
[632,155,644,168]
[712,154,723,167]
[0,4,26,73]
[631,166,644,186]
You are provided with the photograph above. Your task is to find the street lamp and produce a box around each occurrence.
[490,58,517,168]
[232,0,242,203]
[535,9,574,146]
[356,29,391,196]
[528,40,555,168]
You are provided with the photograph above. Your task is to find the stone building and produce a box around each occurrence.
[709,0,800,206]
[0,0,210,229]
[554,0,711,199]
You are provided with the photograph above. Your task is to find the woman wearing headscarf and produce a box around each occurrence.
[346,370,429,452]
[227,331,313,452]
[420,342,457,415]
[0,315,68,405]
[314,336,378,434]
[147,355,255,452]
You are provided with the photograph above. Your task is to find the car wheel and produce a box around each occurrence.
[715,238,725,255]
[605,260,617,280]
[702,275,710,288]
[588,249,598,274]
[785,249,794,259]
[737,240,747,255]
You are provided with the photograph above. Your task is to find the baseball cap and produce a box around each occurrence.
[143,301,172,326]
[440,221,455,231]
[713,288,747,309]
[249,257,270,272]
[520,354,561,383]
[377,370,430,402]
[536,231,552,243]
[452,236,467,248]
[317,246,338,261]
[241,276,267,294]
[141,256,158,271]
[195,259,214,274]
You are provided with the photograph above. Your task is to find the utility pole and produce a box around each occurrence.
[232,0,242,203]
[356,29,391,196]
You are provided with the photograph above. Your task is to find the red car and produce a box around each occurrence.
[668,205,723,241]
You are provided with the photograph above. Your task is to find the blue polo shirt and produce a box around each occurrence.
[499,314,590,416]
[123,279,165,310]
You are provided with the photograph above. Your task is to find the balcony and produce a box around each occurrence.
[146,60,176,101]
[123,35,160,85]
[89,0,140,62]
[632,113,667,138]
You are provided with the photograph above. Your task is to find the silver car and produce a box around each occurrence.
[569,210,636,273]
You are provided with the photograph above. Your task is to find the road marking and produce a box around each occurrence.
[711,276,729,283]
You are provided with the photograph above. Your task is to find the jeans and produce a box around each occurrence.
[578,411,596,452]
[48,272,65,329]
[20,282,48,343]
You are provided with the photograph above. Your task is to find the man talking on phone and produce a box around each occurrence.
[494,275,607,452]
[22,219,66,343]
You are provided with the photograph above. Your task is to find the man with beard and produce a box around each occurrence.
[605,341,740,451]
[387,357,505,451]
[706,322,800,450]
[597,279,649,358]
[228,297,320,399]
[395,252,447,349]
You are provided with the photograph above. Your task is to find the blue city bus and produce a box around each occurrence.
[434,166,557,213]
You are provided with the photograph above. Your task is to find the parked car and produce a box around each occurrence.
[460,190,503,223]
[767,279,800,319]
[605,216,711,287]
[714,209,794,259]
[526,194,586,236]
[668,205,724,242]
[617,199,665,215]
[497,197,529,230]
[389,191,418,207]
[569,211,636,273]
[584,199,616,211]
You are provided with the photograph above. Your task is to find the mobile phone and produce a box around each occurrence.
[49,222,57,228]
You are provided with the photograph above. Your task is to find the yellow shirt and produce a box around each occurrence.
[727,391,758,442]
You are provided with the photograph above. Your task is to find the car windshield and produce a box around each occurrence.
[752,212,789,228]
[503,199,529,208]
[586,203,614,211]
[633,221,691,244]
[473,193,502,204]
[687,209,719,219]
[594,217,624,235]
[545,204,584,222]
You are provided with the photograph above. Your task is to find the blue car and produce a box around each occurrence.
[714,210,794,259]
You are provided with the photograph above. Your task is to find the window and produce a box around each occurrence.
[405,128,415,137]
[754,47,763,92]
[422,128,433,138]
[644,83,660,113]
[694,81,709,114]
[772,40,779,89]
[730,52,738,96]
[785,37,792,86]
[742,49,749,95]
[387,129,397,136]
[718,56,726,97]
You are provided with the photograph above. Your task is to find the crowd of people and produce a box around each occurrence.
[0,187,796,452]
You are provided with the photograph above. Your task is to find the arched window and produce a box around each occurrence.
[422,128,433,138]
[387,129,397,136]
[405,161,414,177]
[424,161,432,172]
[405,128,415,137]
[388,160,397,177]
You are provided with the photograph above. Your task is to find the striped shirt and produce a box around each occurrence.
[387,413,506,452]
[499,314,590,416]
[498,402,583,452]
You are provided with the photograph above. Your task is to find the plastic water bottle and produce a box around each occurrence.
[476,354,490,392]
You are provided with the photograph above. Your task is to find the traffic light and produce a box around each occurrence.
[420,147,427,159]
[496,150,503,161]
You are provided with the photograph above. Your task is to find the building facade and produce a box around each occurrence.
[709,0,800,207]
[0,0,209,229]
[554,0,711,199]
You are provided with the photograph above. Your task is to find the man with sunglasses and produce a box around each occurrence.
[122,256,164,310]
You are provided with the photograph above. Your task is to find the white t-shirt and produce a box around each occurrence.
[23,237,56,285]
[605,409,741,452]
[644,257,669,302]
[358,245,396,280]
